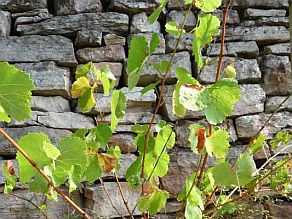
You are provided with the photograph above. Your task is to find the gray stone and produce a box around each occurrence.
[84,182,140,218]
[232,0,289,9]
[265,96,292,113]
[199,57,261,83]
[7,111,45,127]
[214,9,240,25]
[75,30,102,47]
[0,36,77,67]
[76,45,125,63]
[244,9,286,18]
[31,96,71,113]
[0,0,47,13]
[11,8,49,19]
[16,13,129,36]
[93,62,123,88]
[104,34,126,46]
[256,17,289,27]
[260,55,292,95]
[264,202,292,219]
[253,142,271,160]
[235,112,292,139]
[128,33,165,54]
[38,112,95,130]
[0,10,10,37]
[166,10,196,31]
[207,41,259,58]
[15,62,71,99]
[264,43,290,55]
[160,201,182,213]
[0,126,72,156]
[271,138,292,154]
[109,0,159,14]
[165,32,192,52]
[14,9,52,26]
[0,159,18,184]
[225,26,289,44]
[233,84,266,116]
[109,133,137,153]
[130,12,160,33]
[130,51,192,86]
[54,0,102,15]
[168,0,188,10]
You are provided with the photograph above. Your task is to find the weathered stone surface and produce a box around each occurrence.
[166,10,196,31]
[0,36,77,67]
[256,17,289,27]
[224,201,265,219]
[0,159,18,184]
[244,9,286,18]
[104,34,126,46]
[260,55,292,95]
[16,13,129,36]
[54,0,102,15]
[264,43,290,55]
[76,45,125,63]
[11,8,49,18]
[0,0,47,13]
[0,190,79,218]
[233,85,266,116]
[0,126,71,156]
[15,62,71,98]
[75,30,102,47]
[265,96,292,113]
[31,96,71,113]
[264,202,292,219]
[84,182,140,218]
[130,12,160,33]
[199,57,261,83]
[235,112,292,139]
[271,138,292,154]
[207,41,259,58]
[94,62,123,87]
[225,26,289,44]
[14,9,52,26]
[214,9,240,25]
[0,10,10,37]
[165,32,192,52]
[128,33,165,54]
[253,142,271,160]
[109,133,137,153]
[168,0,188,10]
[131,51,192,85]
[160,86,204,122]
[7,111,45,127]
[38,112,95,130]
[232,0,289,9]
[109,0,159,14]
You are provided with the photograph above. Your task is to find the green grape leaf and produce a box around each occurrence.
[137,189,168,215]
[68,164,83,192]
[165,21,185,36]
[154,124,175,154]
[100,65,116,96]
[43,142,60,160]
[127,37,148,90]
[0,62,35,121]
[195,0,222,12]
[131,124,148,134]
[16,133,52,183]
[71,129,89,139]
[249,134,266,155]
[126,156,142,188]
[148,0,168,24]
[149,33,160,54]
[185,203,202,219]
[85,154,102,183]
[153,60,171,73]
[188,123,205,153]
[212,162,236,187]
[173,67,200,117]
[192,14,220,69]
[75,61,93,79]
[3,161,16,194]
[270,130,292,149]
[179,85,205,112]
[198,78,240,124]
[184,0,193,4]
[111,90,126,131]
[224,65,236,79]
[269,160,290,190]
[236,153,256,186]
[205,129,230,159]
[150,151,169,177]
[89,124,112,149]
[141,81,159,95]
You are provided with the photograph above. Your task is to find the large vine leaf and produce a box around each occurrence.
[236,153,256,186]
[192,14,220,69]
[148,0,168,24]
[0,62,35,121]
[110,90,126,131]
[198,78,240,124]
[212,162,236,187]
[185,203,202,219]
[205,129,230,159]
[249,134,266,155]
[195,0,222,12]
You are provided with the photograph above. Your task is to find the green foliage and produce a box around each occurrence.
[0,62,35,122]
[205,129,230,159]
[165,21,185,36]
[235,153,256,186]
[188,123,205,153]
[185,204,202,219]
[270,130,292,149]
[249,134,266,155]
[212,162,236,187]
[269,160,291,192]
[110,90,126,131]
[148,0,168,24]
[3,161,16,194]
[224,65,237,79]
[195,0,222,12]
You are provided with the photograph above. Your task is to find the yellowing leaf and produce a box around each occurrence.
[98,153,118,173]
[71,76,91,98]
[195,0,221,12]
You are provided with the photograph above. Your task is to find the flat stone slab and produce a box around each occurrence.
[15,62,71,98]
[0,36,77,67]
[264,43,290,55]
[109,133,137,153]
[232,0,289,9]
[244,9,286,18]
[130,12,160,33]
[0,10,10,37]
[16,12,129,36]
[265,96,292,113]
[0,0,47,13]
[109,0,159,14]
[54,0,102,15]
[31,96,71,113]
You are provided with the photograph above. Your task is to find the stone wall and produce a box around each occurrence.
[0,0,291,218]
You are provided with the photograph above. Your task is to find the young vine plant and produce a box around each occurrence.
[0,0,291,219]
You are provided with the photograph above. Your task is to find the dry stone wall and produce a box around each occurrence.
[0,0,291,218]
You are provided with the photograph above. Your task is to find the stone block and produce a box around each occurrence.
[75,30,102,47]
[0,10,10,37]
[54,0,102,15]
[109,0,159,14]
[31,96,71,113]
[130,12,160,33]
[109,133,137,153]
[232,0,289,9]
[168,0,188,10]
[104,34,126,46]
[76,45,125,63]
[244,9,286,18]
[264,202,292,219]
[128,33,165,54]
[256,17,289,27]
[0,36,77,67]
[264,43,290,55]
[265,96,292,113]
[14,9,52,26]
[0,0,47,13]
[165,32,192,52]
[166,10,196,31]
[15,62,71,99]
[260,55,292,95]
[16,13,129,36]
[214,9,240,25]
[0,126,72,157]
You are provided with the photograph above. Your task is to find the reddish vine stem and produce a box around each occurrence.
[140,2,194,195]
[0,128,92,219]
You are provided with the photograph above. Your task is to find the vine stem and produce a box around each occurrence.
[140,2,194,195]
[0,128,92,219]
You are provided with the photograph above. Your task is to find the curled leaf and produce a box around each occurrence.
[98,153,118,173]
[196,127,206,152]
